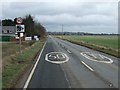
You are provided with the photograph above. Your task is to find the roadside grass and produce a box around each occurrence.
[3,64,23,88]
[2,38,46,88]
[55,35,119,57]
[2,41,36,58]
[2,41,36,67]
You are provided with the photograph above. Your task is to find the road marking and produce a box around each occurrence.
[45,52,69,64]
[67,50,71,54]
[81,61,94,72]
[61,66,72,88]
[56,54,60,59]
[23,41,47,89]
[80,52,113,64]
[61,54,66,59]
[109,83,113,87]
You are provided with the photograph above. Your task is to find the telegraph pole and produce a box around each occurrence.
[62,24,63,39]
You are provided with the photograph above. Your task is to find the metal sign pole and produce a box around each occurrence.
[16,17,24,53]
[19,33,21,53]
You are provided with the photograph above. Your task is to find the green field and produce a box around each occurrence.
[55,35,119,57]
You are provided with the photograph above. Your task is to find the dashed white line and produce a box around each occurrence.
[67,50,71,54]
[81,61,94,72]
[61,65,72,88]
[23,41,47,89]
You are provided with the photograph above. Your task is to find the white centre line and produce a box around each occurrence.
[67,50,71,54]
[81,61,94,72]
[23,41,47,89]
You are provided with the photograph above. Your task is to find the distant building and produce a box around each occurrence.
[0,26,16,41]
[2,26,16,34]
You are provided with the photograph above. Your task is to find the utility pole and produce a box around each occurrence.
[62,24,63,39]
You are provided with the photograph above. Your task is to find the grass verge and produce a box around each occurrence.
[2,40,36,58]
[2,38,46,88]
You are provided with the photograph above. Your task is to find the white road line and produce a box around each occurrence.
[67,50,71,54]
[61,65,72,88]
[23,41,47,89]
[81,61,94,72]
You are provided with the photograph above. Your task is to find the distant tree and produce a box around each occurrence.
[2,14,46,39]
[34,22,46,37]
[23,14,46,39]
[23,14,35,39]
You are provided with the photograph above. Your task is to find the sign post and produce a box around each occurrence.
[16,17,24,53]
[20,33,21,53]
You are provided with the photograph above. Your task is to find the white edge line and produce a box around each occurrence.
[81,61,94,72]
[23,41,47,89]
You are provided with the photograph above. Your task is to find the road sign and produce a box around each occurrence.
[20,33,24,37]
[16,17,23,24]
[16,25,25,32]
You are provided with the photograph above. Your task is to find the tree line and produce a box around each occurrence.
[2,14,46,39]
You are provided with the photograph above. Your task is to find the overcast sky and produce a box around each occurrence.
[1,0,118,33]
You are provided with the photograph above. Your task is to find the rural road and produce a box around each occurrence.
[25,36,119,88]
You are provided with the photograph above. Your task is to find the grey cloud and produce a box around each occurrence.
[36,14,116,26]
[2,1,118,33]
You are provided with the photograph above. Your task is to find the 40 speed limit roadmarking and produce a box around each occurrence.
[45,52,69,64]
[80,52,113,64]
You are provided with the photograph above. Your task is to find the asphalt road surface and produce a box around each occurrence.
[25,36,119,88]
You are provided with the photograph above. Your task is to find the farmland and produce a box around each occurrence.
[55,35,119,57]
